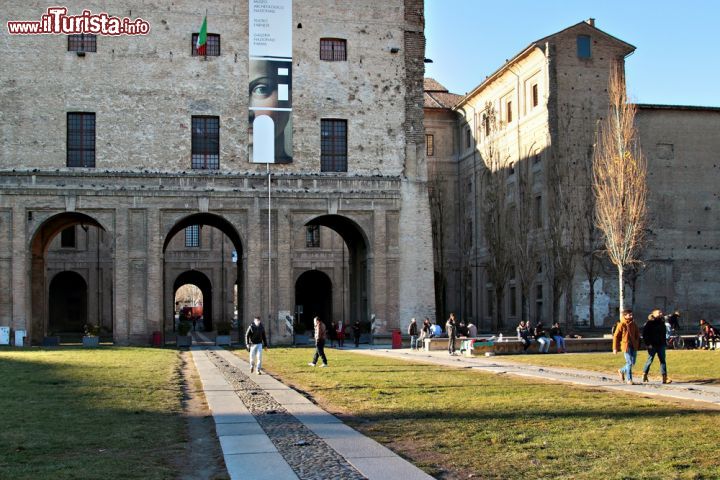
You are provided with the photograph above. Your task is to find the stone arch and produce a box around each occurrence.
[294,270,333,332]
[29,212,110,343]
[173,270,212,331]
[303,214,370,327]
[48,271,88,334]
[162,213,244,335]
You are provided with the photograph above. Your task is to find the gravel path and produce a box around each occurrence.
[206,351,366,480]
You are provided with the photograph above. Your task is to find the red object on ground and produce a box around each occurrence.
[152,331,162,347]
[391,329,402,349]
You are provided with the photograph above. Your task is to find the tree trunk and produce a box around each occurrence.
[587,271,595,327]
[494,287,504,332]
[564,281,573,329]
[618,265,625,312]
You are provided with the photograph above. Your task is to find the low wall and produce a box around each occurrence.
[423,337,614,356]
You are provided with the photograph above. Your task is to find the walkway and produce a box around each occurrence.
[353,348,720,408]
[191,345,433,480]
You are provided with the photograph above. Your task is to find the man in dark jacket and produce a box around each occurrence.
[245,317,268,375]
[642,309,670,384]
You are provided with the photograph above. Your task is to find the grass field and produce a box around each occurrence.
[0,347,185,480]
[504,349,720,384]
[239,347,720,480]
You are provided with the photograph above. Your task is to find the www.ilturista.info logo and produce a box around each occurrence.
[7,7,150,35]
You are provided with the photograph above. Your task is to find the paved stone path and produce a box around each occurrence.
[354,348,720,407]
[191,346,434,480]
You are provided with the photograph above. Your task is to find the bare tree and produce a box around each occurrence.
[479,103,513,330]
[593,63,648,311]
[511,147,540,324]
[543,136,578,326]
[427,154,448,320]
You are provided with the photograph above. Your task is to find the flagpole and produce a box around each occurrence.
[267,161,272,343]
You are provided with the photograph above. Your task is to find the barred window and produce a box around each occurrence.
[68,34,96,52]
[506,100,513,123]
[320,38,347,61]
[531,83,539,108]
[67,112,96,167]
[191,116,220,169]
[185,225,200,247]
[306,225,320,248]
[192,33,221,56]
[320,119,347,172]
[425,134,434,156]
[61,226,76,248]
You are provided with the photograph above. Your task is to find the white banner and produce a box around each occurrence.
[249,0,293,164]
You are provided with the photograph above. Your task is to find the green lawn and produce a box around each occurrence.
[240,347,720,480]
[504,350,720,384]
[0,347,185,480]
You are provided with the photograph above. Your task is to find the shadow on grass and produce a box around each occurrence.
[0,349,185,480]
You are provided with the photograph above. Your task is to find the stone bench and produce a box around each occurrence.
[423,337,613,356]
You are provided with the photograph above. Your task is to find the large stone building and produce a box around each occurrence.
[0,0,436,344]
[426,20,720,331]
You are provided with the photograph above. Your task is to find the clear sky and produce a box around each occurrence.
[425,0,720,107]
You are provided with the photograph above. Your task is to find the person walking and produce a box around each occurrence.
[352,321,361,348]
[642,309,671,384]
[446,313,457,355]
[550,322,566,353]
[309,316,328,367]
[408,317,419,351]
[245,316,268,375]
[613,309,640,384]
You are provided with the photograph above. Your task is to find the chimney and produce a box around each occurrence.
[586,18,595,27]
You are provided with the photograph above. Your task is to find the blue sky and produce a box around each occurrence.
[425,0,720,107]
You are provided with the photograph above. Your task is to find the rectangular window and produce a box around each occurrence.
[61,226,76,248]
[531,83,539,107]
[320,119,348,172]
[320,38,347,61]
[68,34,96,52]
[192,33,221,56]
[509,286,517,317]
[483,114,490,137]
[577,35,591,59]
[67,112,96,167]
[191,116,220,169]
[306,225,320,248]
[185,225,200,247]
[465,128,471,149]
[425,134,434,156]
[506,100,513,123]
[535,195,543,228]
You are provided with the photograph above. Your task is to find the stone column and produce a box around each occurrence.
[371,208,387,333]
[12,206,28,339]
[113,207,130,344]
[275,206,292,343]
[245,196,264,336]
[146,208,162,334]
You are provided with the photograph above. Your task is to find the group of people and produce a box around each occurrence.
[516,321,568,354]
[613,308,672,384]
[406,314,479,354]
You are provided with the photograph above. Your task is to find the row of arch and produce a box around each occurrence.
[30,210,370,342]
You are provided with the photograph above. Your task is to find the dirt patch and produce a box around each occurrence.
[170,351,229,480]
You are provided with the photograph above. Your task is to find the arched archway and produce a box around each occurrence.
[295,270,332,332]
[30,212,112,344]
[304,215,369,328]
[163,213,244,336]
[173,270,212,331]
[48,271,87,334]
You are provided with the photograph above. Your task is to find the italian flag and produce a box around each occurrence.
[196,16,207,55]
